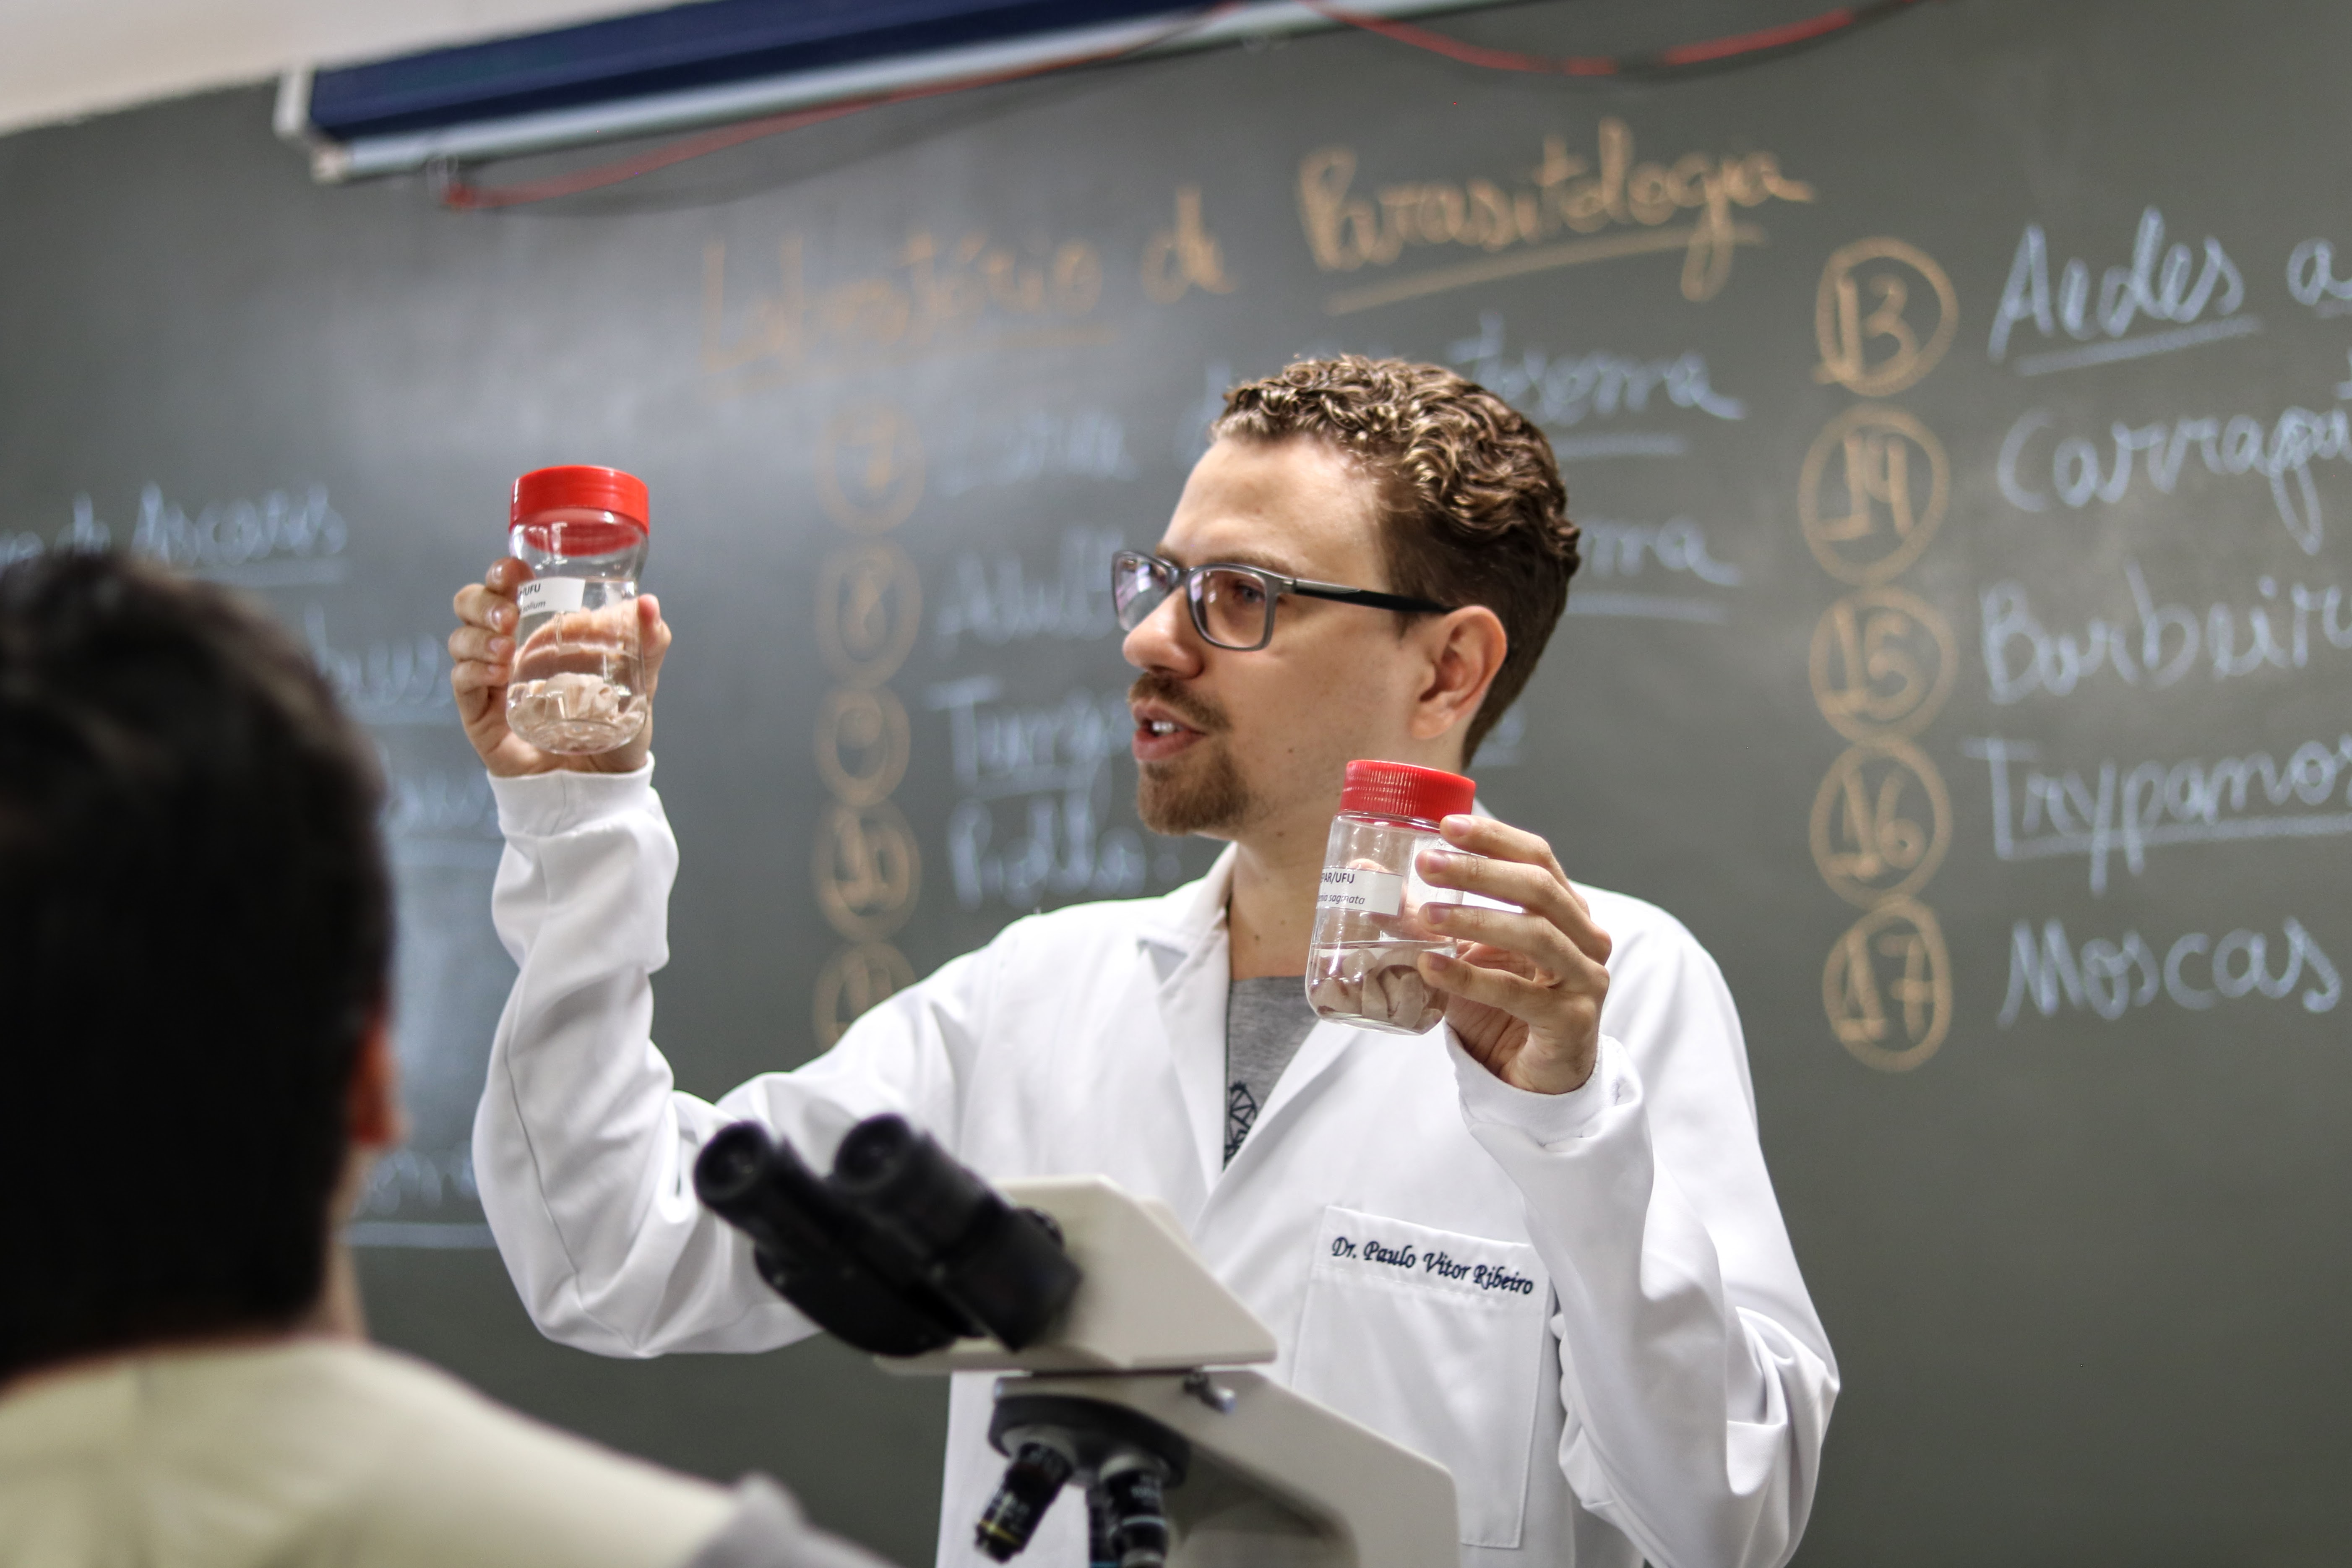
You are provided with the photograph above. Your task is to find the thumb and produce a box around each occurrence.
[638,594,670,692]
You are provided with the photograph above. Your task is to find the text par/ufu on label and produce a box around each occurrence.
[1318,867,1405,917]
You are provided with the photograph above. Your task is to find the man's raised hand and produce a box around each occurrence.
[448,557,671,777]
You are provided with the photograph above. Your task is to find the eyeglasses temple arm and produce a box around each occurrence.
[1287,581,1456,615]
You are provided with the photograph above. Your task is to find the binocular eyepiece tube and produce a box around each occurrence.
[691,1115,1080,1357]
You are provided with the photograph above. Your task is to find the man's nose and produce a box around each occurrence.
[1120,590,1203,676]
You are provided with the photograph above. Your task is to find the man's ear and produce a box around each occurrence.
[1409,606,1509,743]
[346,1016,406,1154]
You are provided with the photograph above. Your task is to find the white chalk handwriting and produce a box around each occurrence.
[1966,734,2352,894]
[1980,564,2352,703]
[1,484,349,584]
[358,1146,479,1217]
[926,679,1154,910]
[380,764,500,860]
[1580,517,1742,586]
[1998,915,2339,1023]
[307,605,452,725]
[2286,237,2352,317]
[935,411,1136,498]
[1988,207,2251,373]
[931,529,1124,656]
[1996,399,2348,554]
[1448,312,1743,431]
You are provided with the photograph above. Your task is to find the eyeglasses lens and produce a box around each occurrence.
[1194,568,1273,649]
[1111,554,1170,631]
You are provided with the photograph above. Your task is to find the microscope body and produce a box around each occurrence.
[693,1119,1455,1567]
[884,1176,1459,1568]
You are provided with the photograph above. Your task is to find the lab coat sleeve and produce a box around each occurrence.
[472,762,987,1360]
[1448,917,1837,1568]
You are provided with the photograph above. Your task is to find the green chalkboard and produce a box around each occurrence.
[5,1,2349,1560]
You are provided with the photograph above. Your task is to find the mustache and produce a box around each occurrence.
[1128,672,1227,735]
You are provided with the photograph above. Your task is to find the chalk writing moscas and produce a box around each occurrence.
[1297,120,1812,302]
[1966,733,2352,894]
[1981,564,2352,703]
[1998,916,2339,1023]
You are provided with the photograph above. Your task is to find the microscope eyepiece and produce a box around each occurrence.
[691,1128,776,1213]
[831,1114,1079,1350]
[693,1115,1080,1356]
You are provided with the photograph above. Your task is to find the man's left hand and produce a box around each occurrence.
[1413,816,1611,1095]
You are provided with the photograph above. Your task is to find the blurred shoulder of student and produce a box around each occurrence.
[0,552,884,1568]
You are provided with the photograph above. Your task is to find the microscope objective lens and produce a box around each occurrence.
[972,1442,1072,1562]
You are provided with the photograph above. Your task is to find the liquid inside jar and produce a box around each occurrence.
[1304,815,1466,1036]
[506,577,646,754]
[1307,939,1448,1035]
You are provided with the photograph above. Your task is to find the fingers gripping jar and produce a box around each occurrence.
[1305,761,1478,1036]
[505,465,650,755]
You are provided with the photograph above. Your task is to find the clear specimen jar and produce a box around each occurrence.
[505,465,651,755]
[1305,760,1479,1036]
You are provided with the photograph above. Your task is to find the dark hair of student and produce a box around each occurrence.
[0,552,390,1383]
[1214,355,1582,761]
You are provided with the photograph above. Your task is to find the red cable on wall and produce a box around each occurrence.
[438,0,1933,209]
[1298,0,1928,77]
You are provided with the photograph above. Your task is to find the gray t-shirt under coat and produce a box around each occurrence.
[1225,975,1319,1164]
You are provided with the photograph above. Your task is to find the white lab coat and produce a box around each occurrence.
[474,766,1836,1568]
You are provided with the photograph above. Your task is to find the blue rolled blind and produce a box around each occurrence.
[307,0,1193,139]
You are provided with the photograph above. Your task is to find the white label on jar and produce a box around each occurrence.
[516,577,585,616]
[1318,867,1404,917]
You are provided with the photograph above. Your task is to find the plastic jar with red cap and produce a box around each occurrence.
[1305,760,1479,1035]
[505,465,651,755]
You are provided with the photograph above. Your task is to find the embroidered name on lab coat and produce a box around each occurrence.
[1309,1206,1548,1314]
[1327,1232,1538,1296]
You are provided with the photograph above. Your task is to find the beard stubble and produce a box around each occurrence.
[1130,671,1254,837]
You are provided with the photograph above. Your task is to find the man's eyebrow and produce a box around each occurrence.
[1156,546,1306,577]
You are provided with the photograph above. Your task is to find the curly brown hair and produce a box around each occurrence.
[1212,355,1580,760]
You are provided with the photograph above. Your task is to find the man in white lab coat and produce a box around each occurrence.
[451,357,1835,1568]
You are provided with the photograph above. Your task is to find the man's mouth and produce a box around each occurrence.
[1128,675,1226,761]
[1129,695,1216,762]
[1132,708,1199,750]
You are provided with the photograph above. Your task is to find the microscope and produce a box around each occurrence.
[695,1115,1458,1568]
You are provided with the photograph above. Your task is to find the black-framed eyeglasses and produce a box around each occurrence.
[1110,550,1454,652]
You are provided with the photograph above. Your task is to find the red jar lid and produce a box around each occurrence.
[1339,760,1476,825]
[510,465,649,532]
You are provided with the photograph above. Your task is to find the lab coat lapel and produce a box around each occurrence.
[1136,847,1237,1207]
[1203,1016,1367,1201]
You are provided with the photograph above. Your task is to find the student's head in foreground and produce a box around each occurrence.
[0,550,399,1387]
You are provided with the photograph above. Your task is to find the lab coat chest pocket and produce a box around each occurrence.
[1289,1205,1549,1550]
